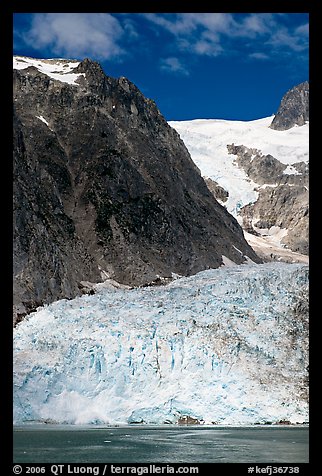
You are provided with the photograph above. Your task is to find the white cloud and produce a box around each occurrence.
[182,13,236,34]
[239,13,275,37]
[160,57,189,76]
[141,13,309,61]
[193,39,223,57]
[22,13,127,60]
[142,13,199,36]
[248,52,270,60]
[295,23,309,36]
[266,25,309,52]
[143,13,235,39]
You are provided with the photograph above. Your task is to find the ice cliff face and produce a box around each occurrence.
[13,262,309,425]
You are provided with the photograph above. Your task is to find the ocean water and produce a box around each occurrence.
[13,425,309,463]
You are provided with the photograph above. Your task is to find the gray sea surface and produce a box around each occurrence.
[13,425,309,463]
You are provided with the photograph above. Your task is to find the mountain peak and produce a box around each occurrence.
[73,57,106,76]
[270,81,309,131]
[13,55,84,85]
[13,55,260,322]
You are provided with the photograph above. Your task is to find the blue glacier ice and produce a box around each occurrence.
[13,262,309,425]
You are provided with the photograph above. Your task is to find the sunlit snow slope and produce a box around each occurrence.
[13,56,84,85]
[169,117,308,216]
[169,117,309,262]
[14,262,308,425]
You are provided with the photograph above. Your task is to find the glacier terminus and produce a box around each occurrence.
[13,262,308,426]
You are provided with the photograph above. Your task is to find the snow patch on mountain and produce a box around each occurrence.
[169,116,308,216]
[284,165,301,175]
[13,262,308,426]
[13,56,84,85]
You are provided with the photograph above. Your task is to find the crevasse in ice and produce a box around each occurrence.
[13,262,309,425]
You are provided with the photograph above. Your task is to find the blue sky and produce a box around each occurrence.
[13,13,309,121]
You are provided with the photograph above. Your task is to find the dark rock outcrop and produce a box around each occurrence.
[241,185,309,254]
[13,57,260,322]
[270,81,309,131]
[204,177,229,202]
[227,144,309,188]
[226,144,309,255]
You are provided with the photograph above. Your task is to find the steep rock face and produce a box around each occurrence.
[270,82,309,131]
[226,144,309,254]
[13,56,259,321]
[241,185,309,254]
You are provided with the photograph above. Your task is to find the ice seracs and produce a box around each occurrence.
[13,262,309,426]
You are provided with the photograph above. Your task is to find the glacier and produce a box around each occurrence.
[168,117,309,263]
[13,262,309,425]
[168,117,309,217]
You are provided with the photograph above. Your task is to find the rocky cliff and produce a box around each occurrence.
[270,81,309,131]
[226,144,309,255]
[13,56,260,323]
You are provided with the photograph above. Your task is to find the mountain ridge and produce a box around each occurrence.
[270,81,309,131]
[13,55,260,323]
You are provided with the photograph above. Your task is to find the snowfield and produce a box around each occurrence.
[169,117,309,216]
[13,56,84,85]
[13,262,309,426]
[169,117,309,261]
